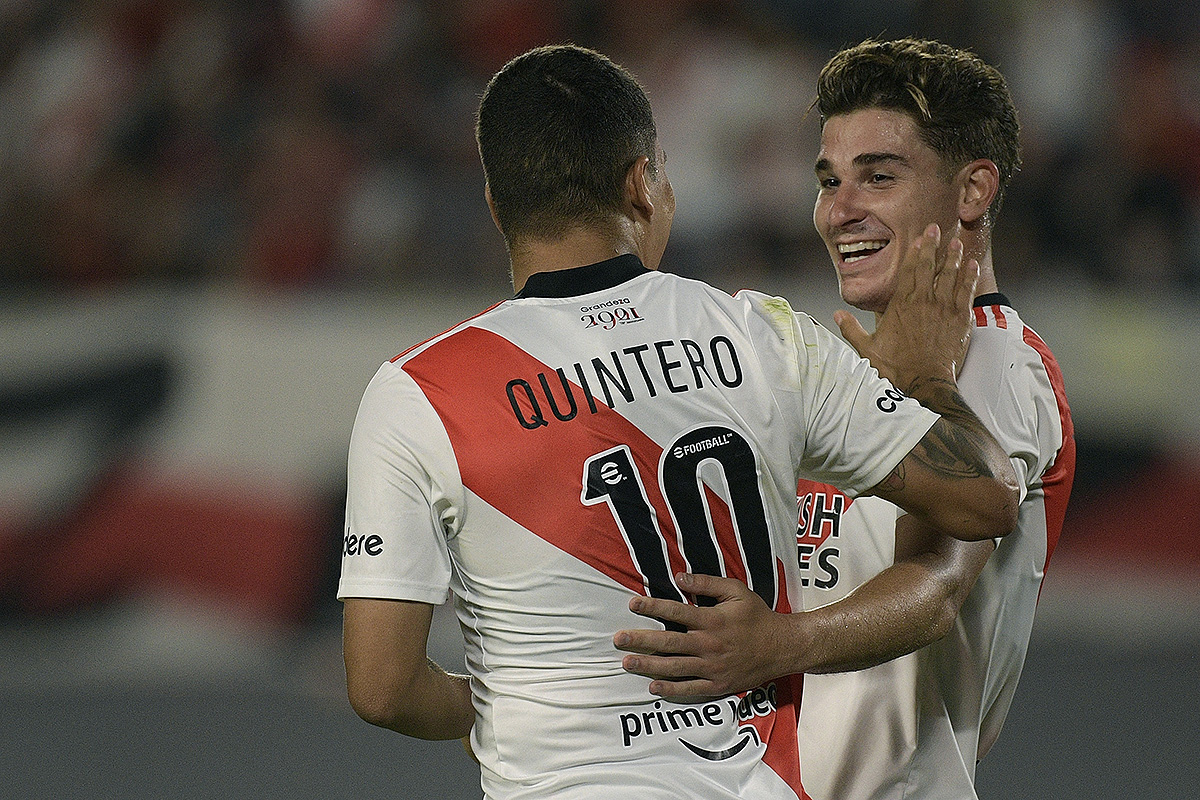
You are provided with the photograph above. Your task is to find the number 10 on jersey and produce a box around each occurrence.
[581,426,778,628]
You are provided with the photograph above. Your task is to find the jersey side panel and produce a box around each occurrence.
[1020,324,1075,571]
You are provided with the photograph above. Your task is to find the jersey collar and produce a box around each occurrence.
[973,292,1010,308]
[515,254,650,299]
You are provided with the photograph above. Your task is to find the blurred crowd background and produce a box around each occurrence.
[1,1,1199,798]
[2,0,1199,295]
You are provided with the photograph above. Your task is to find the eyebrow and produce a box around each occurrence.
[814,152,910,173]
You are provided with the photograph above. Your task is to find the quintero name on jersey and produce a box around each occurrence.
[506,336,743,430]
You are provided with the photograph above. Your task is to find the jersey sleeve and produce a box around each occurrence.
[739,292,939,497]
[337,361,461,605]
[958,327,1062,500]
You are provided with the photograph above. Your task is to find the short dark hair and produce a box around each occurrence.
[476,44,658,242]
[815,38,1021,215]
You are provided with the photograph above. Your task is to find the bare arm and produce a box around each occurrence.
[800,514,994,673]
[863,382,1017,541]
[343,597,474,740]
[614,517,994,696]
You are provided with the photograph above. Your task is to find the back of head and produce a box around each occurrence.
[476,44,658,244]
[815,38,1021,215]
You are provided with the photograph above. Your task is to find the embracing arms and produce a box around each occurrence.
[615,518,995,696]
[614,225,1017,697]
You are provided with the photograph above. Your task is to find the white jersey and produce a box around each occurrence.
[338,255,938,800]
[796,296,1075,800]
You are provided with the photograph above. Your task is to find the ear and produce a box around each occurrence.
[624,156,655,221]
[484,183,503,234]
[958,159,1000,225]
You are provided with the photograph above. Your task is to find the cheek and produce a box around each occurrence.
[812,197,829,233]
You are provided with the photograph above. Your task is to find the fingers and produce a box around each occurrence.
[932,237,964,305]
[834,309,869,356]
[614,627,692,656]
[621,652,704,681]
[648,677,719,698]
[896,223,940,300]
[957,257,980,311]
[622,654,724,697]
[675,571,750,603]
[627,594,701,630]
[624,574,748,627]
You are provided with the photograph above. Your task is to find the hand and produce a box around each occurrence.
[835,223,979,393]
[613,572,792,698]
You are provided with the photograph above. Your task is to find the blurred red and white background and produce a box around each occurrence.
[1,2,1198,798]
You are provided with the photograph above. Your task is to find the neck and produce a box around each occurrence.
[872,242,999,324]
[509,226,641,293]
[970,241,999,297]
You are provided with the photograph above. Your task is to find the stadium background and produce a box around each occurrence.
[1,1,1197,797]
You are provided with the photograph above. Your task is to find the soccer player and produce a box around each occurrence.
[614,38,1075,800]
[339,44,1018,800]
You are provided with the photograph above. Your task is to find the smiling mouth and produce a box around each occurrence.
[837,240,888,264]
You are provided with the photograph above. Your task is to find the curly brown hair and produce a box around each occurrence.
[815,38,1021,215]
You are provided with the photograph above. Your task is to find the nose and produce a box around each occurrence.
[820,184,867,230]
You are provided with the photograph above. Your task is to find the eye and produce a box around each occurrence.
[869,172,894,184]
[818,176,839,189]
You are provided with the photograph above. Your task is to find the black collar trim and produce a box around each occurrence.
[515,254,649,299]
[973,292,1010,308]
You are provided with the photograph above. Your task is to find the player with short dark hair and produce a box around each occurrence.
[339,43,1019,799]
[476,43,659,242]
[614,38,1075,800]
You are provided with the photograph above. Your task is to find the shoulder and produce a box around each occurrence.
[730,288,830,345]
[967,303,1067,394]
[961,301,1072,468]
[389,299,512,367]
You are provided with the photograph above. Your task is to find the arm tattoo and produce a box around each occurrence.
[913,416,996,480]
[880,376,997,494]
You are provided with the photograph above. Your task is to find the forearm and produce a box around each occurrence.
[343,598,475,741]
[904,376,1010,485]
[782,522,992,674]
[405,661,474,740]
[873,377,1019,540]
[617,528,993,695]
[348,656,473,739]
[617,562,963,693]
[786,558,957,674]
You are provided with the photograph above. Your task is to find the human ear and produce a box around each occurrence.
[958,159,999,224]
[625,156,655,220]
[484,183,503,234]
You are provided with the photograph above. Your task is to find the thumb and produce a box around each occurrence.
[834,310,870,356]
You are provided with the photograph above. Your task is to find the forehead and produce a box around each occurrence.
[816,108,937,169]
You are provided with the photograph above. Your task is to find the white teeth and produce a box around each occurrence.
[837,240,888,254]
[837,240,888,264]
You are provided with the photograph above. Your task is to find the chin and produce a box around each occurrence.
[838,282,888,314]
